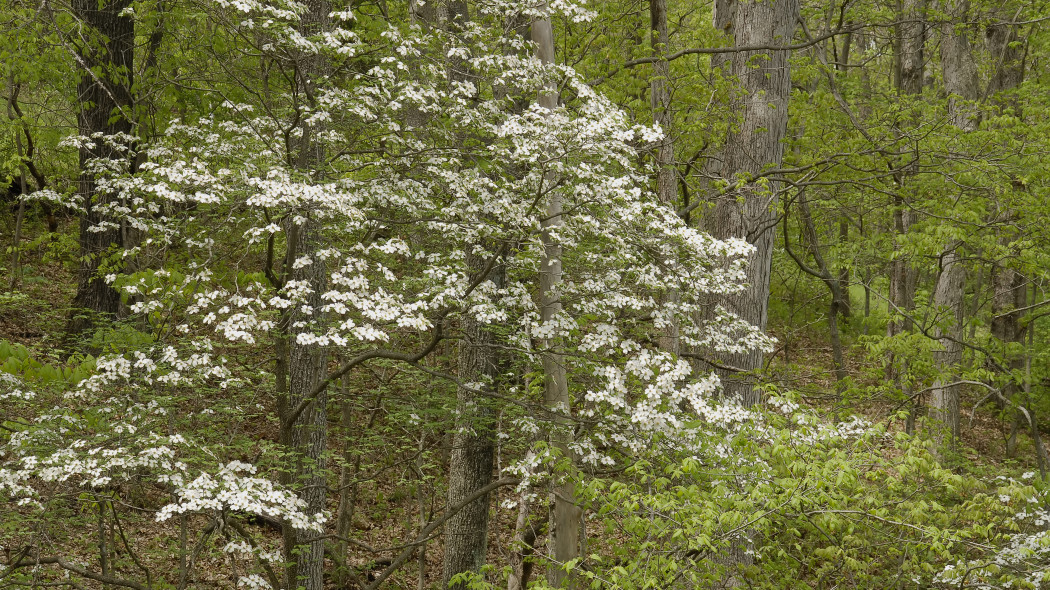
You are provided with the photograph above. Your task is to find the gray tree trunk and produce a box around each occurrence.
[703,0,798,406]
[886,0,925,430]
[897,0,926,97]
[929,246,966,446]
[928,0,979,449]
[940,0,980,129]
[983,11,1027,455]
[701,2,798,583]
[889,0,925,334]
[531,9,580,587]
[650,0,680,354]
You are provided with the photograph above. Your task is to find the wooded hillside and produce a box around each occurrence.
[3,0,1050,588]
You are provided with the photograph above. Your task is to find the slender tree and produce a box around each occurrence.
[531,6,580,586]
[278,2,332,587]
[928,0,979,448]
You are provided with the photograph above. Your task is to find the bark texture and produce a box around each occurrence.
[285,229,329,590]
[985,14,1025,111]
[69,0,135,333]
[928,2,979,448]
[281,3,331,588]
[993,243,1027,456]
[442,251,503,589]
[983,13,1026,455]
[940,0,980,129]
[650,0,681,354]
[704,0,798,406]
[438,3,505,587]
[897,0,926,97]
[929,247,966,445]
[886,0,925,420]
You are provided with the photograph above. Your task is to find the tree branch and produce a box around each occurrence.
[6,555,147,590]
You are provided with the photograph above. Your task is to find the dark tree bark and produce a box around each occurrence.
[68,0,135,334]
[442,253,503,589]
[284,223,329,590]
[783,191,849,392]
[985,12,1025,112]
[278,3,331,589]
[703,0,799,406]
[993,246,1027,456]
[440,4,505,588]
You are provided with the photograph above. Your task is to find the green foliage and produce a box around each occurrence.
[0,339,95,385]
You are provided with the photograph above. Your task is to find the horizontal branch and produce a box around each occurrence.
[591,25,862,86]
[5,555,147,590]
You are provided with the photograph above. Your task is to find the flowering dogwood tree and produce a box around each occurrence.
[0,1,782,588]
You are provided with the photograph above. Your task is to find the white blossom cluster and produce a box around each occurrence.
[157,461,324,532]
[47,1,787,480]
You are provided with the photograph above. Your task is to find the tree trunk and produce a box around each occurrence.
[983,12,1026,456]
[941,0,980,130]
[928,0,979,450]
[795,192,849,391]
[437,3,505,587]
[837,219,851,321]
[897,0,925,97]
[889,0,925,338]
[985,13,1025,113]
[650,0,680,354]
[442,254,503,589]
[531,9,580,587]
[929,246,966,446]
[507,449,541,590]
[68,0,135,335]
[703,0,798,406]
[280,4,331,588]
[993,247,1027,456]
[885,0,925,421]
[276,218,330,590]
[286,242,328,590]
